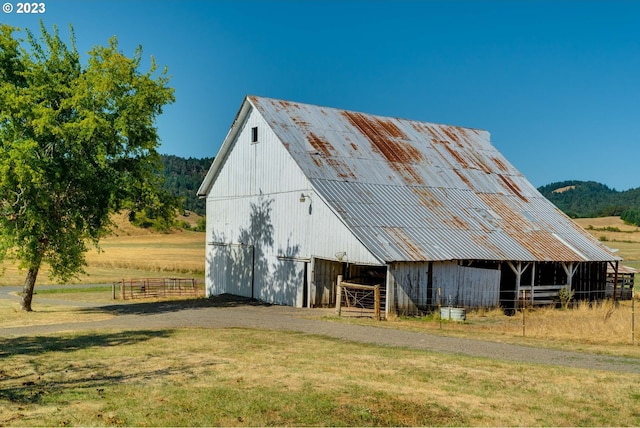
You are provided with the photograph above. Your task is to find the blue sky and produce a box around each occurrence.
[3,0,639,190]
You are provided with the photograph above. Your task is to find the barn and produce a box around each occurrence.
[197,96,620,315]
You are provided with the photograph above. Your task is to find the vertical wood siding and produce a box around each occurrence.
[389,261,501,314]
[310,258,343,307]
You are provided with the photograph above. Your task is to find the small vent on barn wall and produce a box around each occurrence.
[251,126,258,143]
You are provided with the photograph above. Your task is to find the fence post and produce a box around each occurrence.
[633,287,635,345]
[438,288,442,330]
[522,289,526,337]
[120,279,125,300]
[335,275,343,316]
[374,284,380,321]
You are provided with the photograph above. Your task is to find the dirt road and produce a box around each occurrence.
[1,287,639,374]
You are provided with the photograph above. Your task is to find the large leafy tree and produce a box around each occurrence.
[0,23,175,311]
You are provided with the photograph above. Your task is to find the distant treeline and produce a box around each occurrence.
[160,154,213,216]
[538,180,640,226]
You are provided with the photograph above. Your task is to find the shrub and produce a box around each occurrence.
[195,217,206,232]
[558,287,575,310]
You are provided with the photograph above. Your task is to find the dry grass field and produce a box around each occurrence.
[0,212,205,286]
[574,216,640,269]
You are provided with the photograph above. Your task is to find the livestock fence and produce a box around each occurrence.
[335,275,383,321]
[116,277,201,300]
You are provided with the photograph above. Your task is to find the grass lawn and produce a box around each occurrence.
[1,327,639,427]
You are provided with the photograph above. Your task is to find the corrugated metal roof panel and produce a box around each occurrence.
[248,96,619,263]
[608,264,637,274]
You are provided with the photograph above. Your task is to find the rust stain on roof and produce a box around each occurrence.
[492,157,508,172]
[342,111,425,185]
[305,131,356,179]
[311,154,323,167]
[290,115,310,132]
[440,126,462,146]
[497,174,528,202]
[275,99,294,111]
[453,169,474,190]
[326,158,357,180]
[476,193,584,260]
[384,227,425,261]
[449,216,470,230]
[412,187,445,209]
[307,132,335,157]
[439,141,469,169]
[472,154,493,174]
[470,233,506,258]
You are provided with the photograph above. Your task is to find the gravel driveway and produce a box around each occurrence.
[1,286,639,374]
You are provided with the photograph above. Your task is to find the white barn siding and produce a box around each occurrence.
[206,243,253,298]
[205,107,380,306]
[389,261,501,314]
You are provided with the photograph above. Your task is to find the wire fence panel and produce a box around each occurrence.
[120,278,201,300]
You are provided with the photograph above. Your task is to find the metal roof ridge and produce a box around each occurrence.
[249,95,490,133]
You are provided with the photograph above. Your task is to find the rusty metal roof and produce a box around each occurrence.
[237,96,620,263]
[607,264,637,275]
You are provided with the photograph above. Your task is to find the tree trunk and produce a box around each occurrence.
[20,265,40,312]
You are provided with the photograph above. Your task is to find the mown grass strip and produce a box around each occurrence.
[34,286,114,295]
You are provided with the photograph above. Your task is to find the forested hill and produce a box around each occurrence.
[538,180,640,225]
[160,155,213,215]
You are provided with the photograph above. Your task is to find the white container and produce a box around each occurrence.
[440,306,466,321]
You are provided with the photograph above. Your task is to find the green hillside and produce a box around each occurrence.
[538,180,640,225]
[160,154,213,216]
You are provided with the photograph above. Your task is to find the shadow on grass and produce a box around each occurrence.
[0,330,219,404]
[0,330,175,404]
[0,330,172,359]
[85,293,272,316]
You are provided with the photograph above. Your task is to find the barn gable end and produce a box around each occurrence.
[199,102,381,306]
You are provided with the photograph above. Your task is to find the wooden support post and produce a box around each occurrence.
[508,261,531,308]
[120,279,125,300]
[385,265,393,318]
[335,275,343,316]
[374,284,380,321]
[561,262,578,290]
[307,257,315,308]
